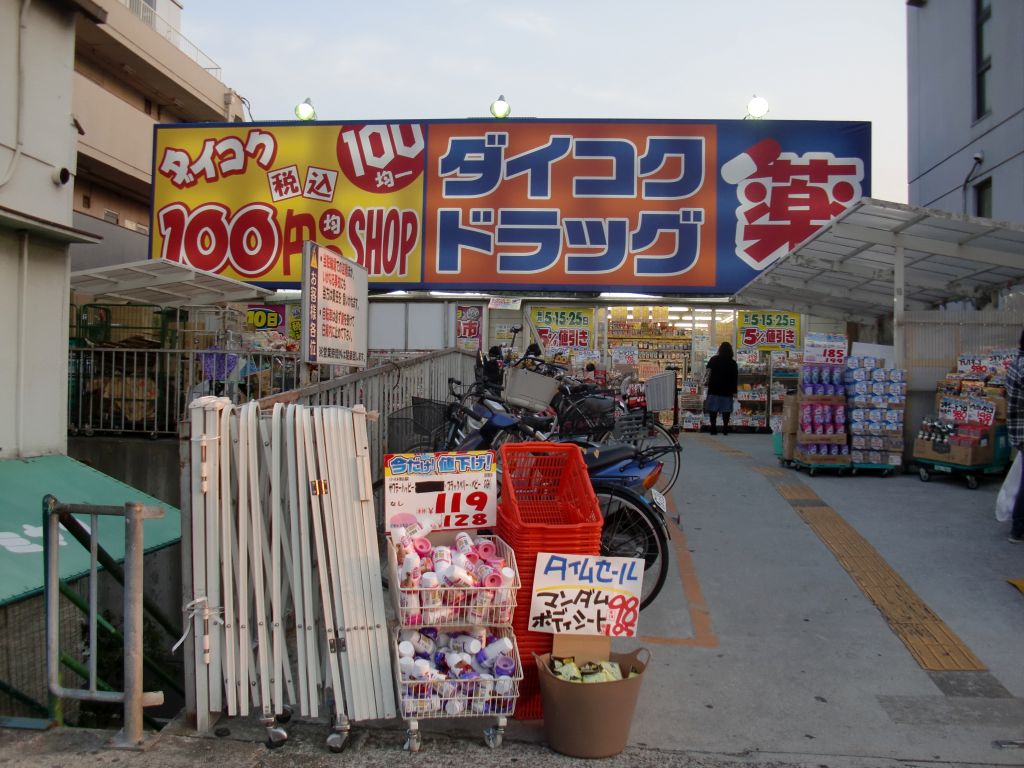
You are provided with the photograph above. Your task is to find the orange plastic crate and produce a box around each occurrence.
[499,443,603,530]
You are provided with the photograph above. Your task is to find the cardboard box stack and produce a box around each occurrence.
[794,363,849,466]
[845,357,906,468]
[913,350,1011,467]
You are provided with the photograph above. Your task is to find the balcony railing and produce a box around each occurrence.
[119,0,223,81]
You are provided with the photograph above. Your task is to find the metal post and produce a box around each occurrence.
[114,502,145,749]
[42,496,62,726]
[894,243,906,368]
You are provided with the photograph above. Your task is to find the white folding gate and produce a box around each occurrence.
[187,397,396,748]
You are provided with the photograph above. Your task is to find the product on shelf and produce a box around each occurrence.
[844,358,907,468]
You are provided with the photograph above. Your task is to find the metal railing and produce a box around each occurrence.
[119,0,223,80]
[43,496,165,749]
[69,347,303,437]
[256,348,478,480]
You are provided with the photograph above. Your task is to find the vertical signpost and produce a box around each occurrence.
[300,242,369,369]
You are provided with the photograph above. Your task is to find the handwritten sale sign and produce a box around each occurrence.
[382,451,497,532]
[529,553,644,637]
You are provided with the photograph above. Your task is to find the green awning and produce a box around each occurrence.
[0,455,180,606]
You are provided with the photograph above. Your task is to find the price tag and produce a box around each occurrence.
[382,451,497,531]
[530,553,644,637]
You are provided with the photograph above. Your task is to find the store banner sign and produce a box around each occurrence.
[151,120,870,293]
[382,451,497,532]
[957,351,1015,374]
[300,241,368,367]
[735,310,800,352]
[247,304,287,332]
[938,396,996,427]
[530,306,594,352]
[803,332,847,365]
[529,552,643,637]
[455,304,484,352]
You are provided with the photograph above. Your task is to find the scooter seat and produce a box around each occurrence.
[582,443,636,472]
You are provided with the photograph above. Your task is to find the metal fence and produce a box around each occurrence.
[256,348,478,480]
[69,346,477,444]
[68,348,303,437]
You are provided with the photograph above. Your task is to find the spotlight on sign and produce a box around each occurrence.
[489,94,511,119]
[746,95,770,119]
[295,98,317,121]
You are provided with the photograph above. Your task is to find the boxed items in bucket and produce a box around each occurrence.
[535,634,649,759]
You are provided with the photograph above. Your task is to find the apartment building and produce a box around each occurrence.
[70,0,245,270]
[907,0,1024,220]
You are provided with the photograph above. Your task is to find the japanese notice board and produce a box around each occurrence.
[150,120,870,294]
[803,332,848,366]
[529,552,644,637]
[530,306,594,354]
[382,451,497,532]
[735,310,800,353]
[300,241,368,367]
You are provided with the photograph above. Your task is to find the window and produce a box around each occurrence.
[103,210,119,225]
[974,178,992,218]
[975,0,992,119]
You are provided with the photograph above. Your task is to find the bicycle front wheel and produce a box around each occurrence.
[592,483,668,610]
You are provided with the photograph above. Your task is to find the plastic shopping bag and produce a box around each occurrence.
[995,452,1021,522]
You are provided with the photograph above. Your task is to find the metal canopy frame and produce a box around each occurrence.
[71,259,273,307]
[733,198,1024,326]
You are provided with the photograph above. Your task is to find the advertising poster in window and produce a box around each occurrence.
[152,120,869,294]
[455,304,484,353]
[735,310,801,354]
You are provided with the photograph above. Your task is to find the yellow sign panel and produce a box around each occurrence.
[735,310,801,351]
[151,124,424,287]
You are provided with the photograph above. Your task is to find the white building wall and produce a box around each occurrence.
[0,0,77,225]
[0,0,79,458]
[907,0,1024,220]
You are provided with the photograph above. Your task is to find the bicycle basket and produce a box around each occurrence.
[612,411,647,442]
[503,367,559,412]
[387,401,449,453]
[644,371,675,412]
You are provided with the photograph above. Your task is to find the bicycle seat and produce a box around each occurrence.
[581,443,636,472]
[521,413,554,433]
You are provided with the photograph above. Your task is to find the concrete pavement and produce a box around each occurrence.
[2,431,1023,767]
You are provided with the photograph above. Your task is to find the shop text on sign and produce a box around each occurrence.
[382,451,497,531]
[152,120,870,293]
[300,242,368,367]
[529,553,643,637]
[736,310,800,352]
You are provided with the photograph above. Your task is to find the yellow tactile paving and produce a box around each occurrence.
[787,500,985,672]
[755,466,788,477]
[776,483,820,502]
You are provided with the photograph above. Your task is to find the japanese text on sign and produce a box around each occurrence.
[382,451,496,531]
[803,332,847,365]
[300,242,368,367]
[938,397,996,427]
[736,310,800,352]
[529,553,644,637]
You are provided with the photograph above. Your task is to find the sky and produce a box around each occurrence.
[182,0,908,202]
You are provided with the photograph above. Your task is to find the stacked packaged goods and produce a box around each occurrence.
[845,357,906,469]
[793,363,850,468]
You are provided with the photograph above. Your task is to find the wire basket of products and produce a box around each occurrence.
[612,411,648,443]
[388,534,520,627]
[394,626,524,720]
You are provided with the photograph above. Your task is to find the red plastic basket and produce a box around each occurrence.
[498,443,603,530]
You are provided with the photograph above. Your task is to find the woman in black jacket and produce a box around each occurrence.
[705,341,739,435]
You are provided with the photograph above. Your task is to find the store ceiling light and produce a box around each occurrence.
[294,98,317,121]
